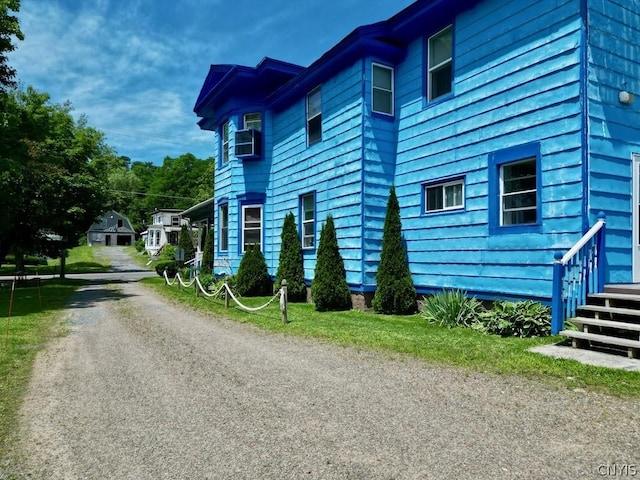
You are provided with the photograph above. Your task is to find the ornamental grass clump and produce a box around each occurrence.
[421,289,484,328]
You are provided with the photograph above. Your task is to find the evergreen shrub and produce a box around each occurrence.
[235,245,272,296]
[275,213,307,302]
[372,185,417,314]
[201,228,214,275]
[311,215,352,311]
[155,260,178,278]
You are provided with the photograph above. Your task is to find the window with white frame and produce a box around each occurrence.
[424,179,464,212]
[301,192,315,248]
[243,112,262,131]
[307,86,322,146]
[222,121,230,164]
[242,205,262,252]
[171,216,179,226]
[372,63,394,115]
[219,204,228,252]
[500,158,537,226]
[428,25,453,101]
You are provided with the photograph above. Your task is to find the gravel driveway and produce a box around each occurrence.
[5,248,640,479]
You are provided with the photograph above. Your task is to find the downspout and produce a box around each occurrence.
[580,0,590,233]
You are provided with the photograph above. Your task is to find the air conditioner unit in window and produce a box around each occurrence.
[234,129,262,158]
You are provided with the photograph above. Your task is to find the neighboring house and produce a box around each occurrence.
[143,208,190,256]
[180,197,214,269]
[86,210,136,247]
[194,0,640,309]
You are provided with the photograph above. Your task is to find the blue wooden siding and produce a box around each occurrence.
[393,0,585,299]
[201,0,640,302]
[270,62,365,285]
[587,0,640,283]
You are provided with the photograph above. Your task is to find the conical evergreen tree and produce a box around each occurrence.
[200,227,214,275]
[311,215,352,311]
[275,212,307,302]
[177,224,195,266]
[235,245,272,296]
[372,185,417,314]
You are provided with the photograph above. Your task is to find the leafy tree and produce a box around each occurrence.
[0,0,23,91]
[177,225,195,265]
[275,212,306,302]
[372,186,417,314]
[311,215,352,311]
[200,227,214,275]
[235,245,272,296]
[0,87,109,274]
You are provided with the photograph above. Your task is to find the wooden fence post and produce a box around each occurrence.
[280,279,288,324]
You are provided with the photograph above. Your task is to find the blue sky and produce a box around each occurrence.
[9,0,415,165]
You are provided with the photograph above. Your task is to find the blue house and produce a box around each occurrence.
[194,0,640,326]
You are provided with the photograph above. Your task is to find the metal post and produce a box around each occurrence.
[280,279,288,324]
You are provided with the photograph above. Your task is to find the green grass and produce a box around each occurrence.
[0,279,83,458]
[0,246,111,276]
[145,277,640,398]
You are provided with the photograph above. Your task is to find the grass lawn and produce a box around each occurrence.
[0,279,83,457]
[146,277,640,398]
[0,245,111,276]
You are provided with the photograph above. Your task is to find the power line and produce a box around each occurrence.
[108,189,198,201]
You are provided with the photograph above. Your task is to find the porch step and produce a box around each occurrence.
[559,330,640,359]
[561,289,640,359]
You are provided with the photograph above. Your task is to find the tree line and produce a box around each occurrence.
[0,1,212,269]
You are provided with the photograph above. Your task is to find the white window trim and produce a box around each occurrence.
[243,112,262,131]
[242,204,263,253]
[372,63,394,116]
[425,179,464,213]
[219,204,229,252]
[306,86,322,146]
[499,158,537,226]
[428,25,453,102]
[222,121,230,164]
[301,193,315,249]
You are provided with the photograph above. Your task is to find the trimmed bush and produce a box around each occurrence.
[372,185,417,314]
[311,215,352,311]
[275,212,307,302]
[134,238,145,252]
[235,245,272,296]
[201,228,214,275]
[421,290,484,328]
[155,260,178,278]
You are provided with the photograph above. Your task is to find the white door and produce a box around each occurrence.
[633,154,640,282]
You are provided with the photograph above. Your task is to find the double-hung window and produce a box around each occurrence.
[500,159,537,226]
[424,179,464,213]
[372,63,394,116]
[489,142,541,233]
[301,192,315,249]
[222,121,230,164]
[219,204,228,252]
[242,205,262,252]
[307,87,322,146]
[244,112,262,131]
[428,25,453,101]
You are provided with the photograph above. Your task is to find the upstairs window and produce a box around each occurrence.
[244,112,262,131]
[428,25,453,101]
[307,86,322,146]
[372,63,394,116]
[222,121,230,164]
[301,192,315,249]
[171,216,180,226]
